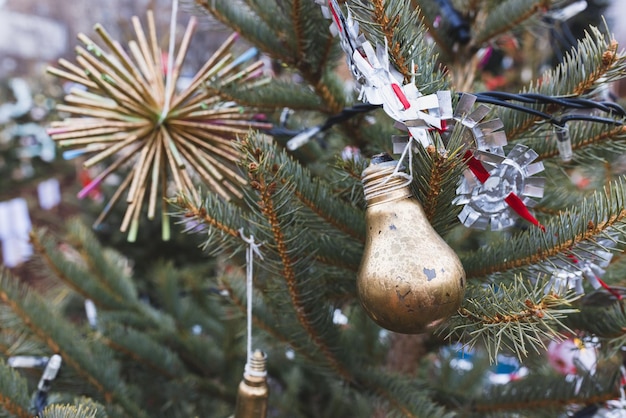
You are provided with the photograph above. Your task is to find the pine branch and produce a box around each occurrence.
[463,179,626,278]
[30,223,170,330]
[473,0,550,47]
[239,135,354,381]
[564,295,626,343]
[359,371,454,418]
[523,122,626,163]
[241,0,291,33]
[100,323,185,380]
[243,133,366,241]
[0,270,147,418]
[412,127,468,236]
[221,278,317,362]
[168,191,246,256]
[211,79,325,110]
[65,221,138,304]
[439,275,578,361]
[330,156,369,210]
[40,404,104,418]
[196,0,348,114]
[0,359,32,418]
[195,0,293,63]
[502,27,623,141]
[350,0,448,92]
[29,229,130,311]
[469,368,620,416]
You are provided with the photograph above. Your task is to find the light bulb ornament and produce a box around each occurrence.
[358,154,466,334]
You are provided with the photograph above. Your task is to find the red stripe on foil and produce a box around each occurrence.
[463,151,490,183]
[596,277,623,300]
[504,192,545,232]
[328,1,343,35]
[391,83,411,109]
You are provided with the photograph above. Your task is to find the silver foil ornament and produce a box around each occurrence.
[454,144,545,230]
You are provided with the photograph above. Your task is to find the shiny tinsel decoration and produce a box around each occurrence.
[443,93,508,154]
[542,237,616,296]
[47,11,270,241]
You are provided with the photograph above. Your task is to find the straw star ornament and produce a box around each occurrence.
[47,11,269,241]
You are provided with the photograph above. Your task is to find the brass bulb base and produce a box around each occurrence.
[357,156,466,334]
[234,350,269,418]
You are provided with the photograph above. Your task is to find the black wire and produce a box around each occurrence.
[474,91,626,117]
[319,103,379,130]
[274,91,625,144]
[472,91,626,127]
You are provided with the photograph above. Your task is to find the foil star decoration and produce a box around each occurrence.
[454,144,546,230]
[47,11,270,241]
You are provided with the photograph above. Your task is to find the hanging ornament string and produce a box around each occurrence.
[238,229,265,376]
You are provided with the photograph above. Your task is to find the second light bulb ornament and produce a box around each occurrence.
[357,154,466,334]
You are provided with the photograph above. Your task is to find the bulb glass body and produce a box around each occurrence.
[357,158,466,333]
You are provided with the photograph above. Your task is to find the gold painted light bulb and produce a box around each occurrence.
[234,350,269,418]
[357,154,466,334]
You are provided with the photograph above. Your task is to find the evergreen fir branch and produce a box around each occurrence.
[520,121,626,163]
[221,278,323,366]
[0,359,32,418]
[412,129,467,236]
[243,132,366,242]
[240,0,291,33]
[314,69,349,114]
[64,221,138,305]
[350,0,448,93]
[30,226,171,331]
[0,325,47,360]
[0,271,147,418]
[463,179,626,278]
[370,0,411,78]
[195,0,294,63]
[440,276,578,361]
[29,230,132,311]
[409,0,454,60]
[197,0,348,114]
[359,371,454,418]
[240,136,354,381]
[291,0,341,77]
[330,156,369,211]
[100,323,186,380]
[473,0,550,47]
[168,191,246,256]
[564,296,626,343]
[210,79,325,110]
[468,368,620,417]
[40,404,103,418]
[502,28,623,141]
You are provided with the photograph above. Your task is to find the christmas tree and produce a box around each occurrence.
[2,0,626,417]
